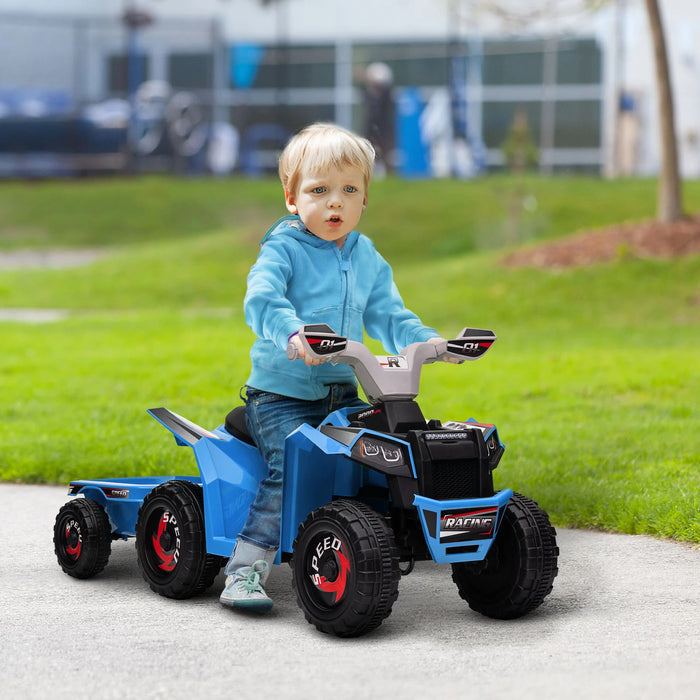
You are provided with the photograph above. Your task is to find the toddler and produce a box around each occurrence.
[220,123,443,611]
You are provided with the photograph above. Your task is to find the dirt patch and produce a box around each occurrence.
[502,215,700,269]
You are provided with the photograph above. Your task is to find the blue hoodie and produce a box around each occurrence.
[245,215,437,400]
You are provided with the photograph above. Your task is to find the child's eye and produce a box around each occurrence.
[312,186,326,194]
[344,186,358,193]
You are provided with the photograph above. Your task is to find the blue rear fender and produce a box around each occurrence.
[66,409,268,559]
[148,408,267,559]
[191,429,267,557]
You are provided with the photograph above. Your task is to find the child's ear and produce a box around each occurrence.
[285,190,298,214]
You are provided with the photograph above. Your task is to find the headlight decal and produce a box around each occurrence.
[350,431,414,477]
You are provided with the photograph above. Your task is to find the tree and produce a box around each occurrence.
[644,0,683,221]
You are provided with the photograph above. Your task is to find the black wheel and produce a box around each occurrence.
[292,499,400,637]
[54,498,112,579]
[135,480,222,599]
[451,493,559,619]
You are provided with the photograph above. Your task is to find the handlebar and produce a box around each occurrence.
[286,324,496,404]
[286,324,348,361]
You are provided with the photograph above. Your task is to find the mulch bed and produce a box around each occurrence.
[502,215,700,269]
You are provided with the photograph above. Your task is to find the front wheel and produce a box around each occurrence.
[135,480,222,599]
[452,493,559,619]
[292,499,400,637]
[54,498,112,579]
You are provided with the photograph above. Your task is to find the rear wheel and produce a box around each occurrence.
[292,499,400,637]
[452,493,559,619]
[54,498,112,579]
[135,480,222,599]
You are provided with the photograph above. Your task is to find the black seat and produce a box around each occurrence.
[225,406,256,446]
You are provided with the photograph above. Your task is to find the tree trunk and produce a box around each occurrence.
[645,0,683,222]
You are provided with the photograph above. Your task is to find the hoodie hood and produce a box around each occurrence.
[261,215,360,252]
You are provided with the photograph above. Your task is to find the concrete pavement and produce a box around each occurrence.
[1,483,698,699]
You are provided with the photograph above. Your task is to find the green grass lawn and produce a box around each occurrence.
[1,175,698,543]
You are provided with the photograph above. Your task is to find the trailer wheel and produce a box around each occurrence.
[54,498,112,579]
[451,493,559,619]
[135,480,221,599]
[292,499,400,637]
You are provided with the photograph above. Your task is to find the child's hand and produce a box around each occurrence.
[290,333,326,366]
[427,336,460,364]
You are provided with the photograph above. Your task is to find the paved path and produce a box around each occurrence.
[1,483,698,699]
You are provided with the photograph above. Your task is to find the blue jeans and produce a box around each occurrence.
[238,383,367,551]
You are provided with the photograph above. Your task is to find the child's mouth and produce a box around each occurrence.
[328,216,342,224]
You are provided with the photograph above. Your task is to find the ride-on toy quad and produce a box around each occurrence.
[54,325,558,637]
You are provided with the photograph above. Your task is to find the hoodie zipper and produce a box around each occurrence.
[337,246,350,335]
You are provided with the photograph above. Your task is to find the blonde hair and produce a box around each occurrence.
[278,123,375,197]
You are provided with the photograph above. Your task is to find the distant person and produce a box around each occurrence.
[362,62,395,176]
[220,123,445,611]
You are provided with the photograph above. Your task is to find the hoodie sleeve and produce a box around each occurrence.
[362,245,438,354]
[244,239,304,351]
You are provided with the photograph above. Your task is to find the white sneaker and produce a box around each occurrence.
[219,560,273,612]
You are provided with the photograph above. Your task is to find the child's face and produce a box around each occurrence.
[285,164,367,247]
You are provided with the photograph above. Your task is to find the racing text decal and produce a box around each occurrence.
[440,506,498,543]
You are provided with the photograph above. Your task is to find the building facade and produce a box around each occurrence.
[0,0,698,177]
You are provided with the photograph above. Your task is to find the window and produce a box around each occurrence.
[253,45,335,89]
[482,102,541,149]
[556,39,601,84]
[553,101,600,148]
[483,40,545,86]
[168,53,213,90]
[108,54,150,94]
[353,42,451,87]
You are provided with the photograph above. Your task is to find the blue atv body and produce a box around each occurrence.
[54,326,558,637]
